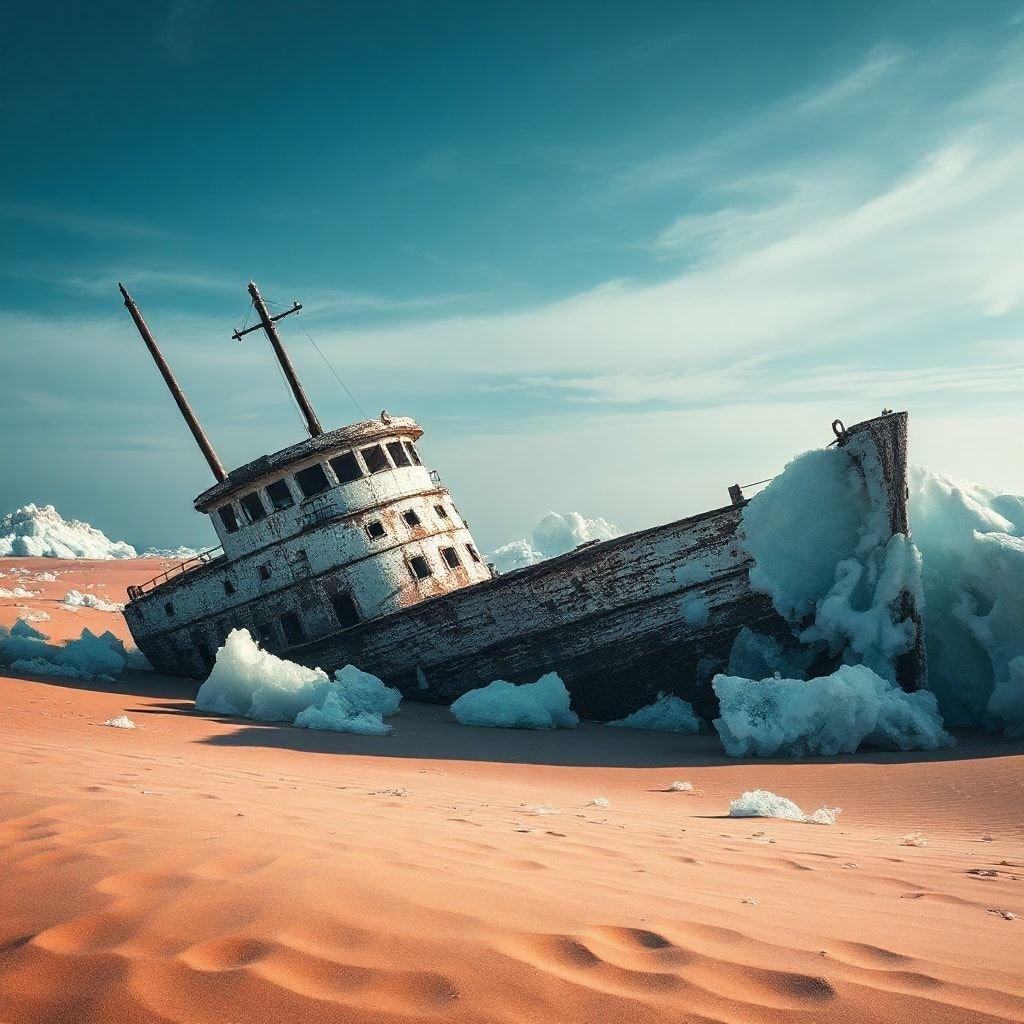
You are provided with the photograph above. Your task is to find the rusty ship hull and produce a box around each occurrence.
[129,410,924,722]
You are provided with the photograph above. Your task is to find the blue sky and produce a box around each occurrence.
[2,1,1022,551]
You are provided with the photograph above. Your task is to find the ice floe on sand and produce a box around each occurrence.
[450,673,579,729]
[714,664,953,757]
[729,789,840,825]
[62,589,125,613]
[0,504,137,559]
[195,629,401,735]
[0,619,131,682]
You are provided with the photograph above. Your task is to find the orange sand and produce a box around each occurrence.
[2,558,1023,1024]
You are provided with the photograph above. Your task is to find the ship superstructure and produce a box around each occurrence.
[121,282,490,678]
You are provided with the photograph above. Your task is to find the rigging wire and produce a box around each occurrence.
[262,292,369,421]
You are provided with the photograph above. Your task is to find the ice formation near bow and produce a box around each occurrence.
[716,440,1024,751]
[0,505,137,559]
[195,629,402,735]
[449,672,579,729]
[490,512,621,573]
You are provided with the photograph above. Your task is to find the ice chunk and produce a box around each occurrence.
[62,589,125,612]
[195,629,401,735]
[729,789,840,825]
[104,715,137,729]
[668,780,694,792]
[909,467,1024,735]
[0,625,128,682]
[491,512,620,573]
[0,504,137,559]
[450,672,579,729]
[713,664,953,757]
[12,618,47,640]
[0,586,36,599]
[609,693,700,733]
[727,627,814,681]
[588,797,610,807]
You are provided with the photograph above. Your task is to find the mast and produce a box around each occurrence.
[119,283,227,483]
[233,280,323,438]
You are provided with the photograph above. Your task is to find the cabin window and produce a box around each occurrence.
[295,463,331,498]
[366,520,386,539]
[404,441,422,465]
[266,479,295,511]
[329,451,363,484]
[330,591,361,629]
[466,544,481,563]
[279,611,305,644]
[386,441,411,467]
[218,504,239,533]
[441,546,461,569]
[164,601,175,617]
[434,504,449,519]
[361,444,391,474]
[258,564,271,581]
[240,491,268,524]
[409,555,432,580]
[402,509,421,528]
[223,579,236,595]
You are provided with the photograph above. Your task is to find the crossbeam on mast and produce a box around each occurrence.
[233,281,323,438]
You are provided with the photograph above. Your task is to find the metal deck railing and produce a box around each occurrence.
[127,546,224,600]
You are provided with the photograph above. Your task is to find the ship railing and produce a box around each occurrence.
[127,546,225,600]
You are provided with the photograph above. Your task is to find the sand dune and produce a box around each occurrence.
[1,557,1023,1023]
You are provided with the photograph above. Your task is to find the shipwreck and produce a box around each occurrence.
[120,282,926,721]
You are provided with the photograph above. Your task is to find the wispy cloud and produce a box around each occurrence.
[796,44,905,113]
[0,202,177,240]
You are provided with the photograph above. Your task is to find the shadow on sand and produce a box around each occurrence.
[9,668,1024,770]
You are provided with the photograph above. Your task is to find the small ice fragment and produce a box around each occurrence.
[525,805,559,815]
[104,715,137,729]
[988,909,1017,921]
[900,832,927,847]
[374,787,408,798]
[588,797,610,807]
[668,780,693,792]
[841,862,860,869]
[742,898,758,906]
[980,835,994,842]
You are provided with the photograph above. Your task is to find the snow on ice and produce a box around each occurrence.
[490,512,620,573]
[729,789,840,825]
[450,672,579,729]
[0,504,137,559]
[195,629,401,735]
[608,693,700,733]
